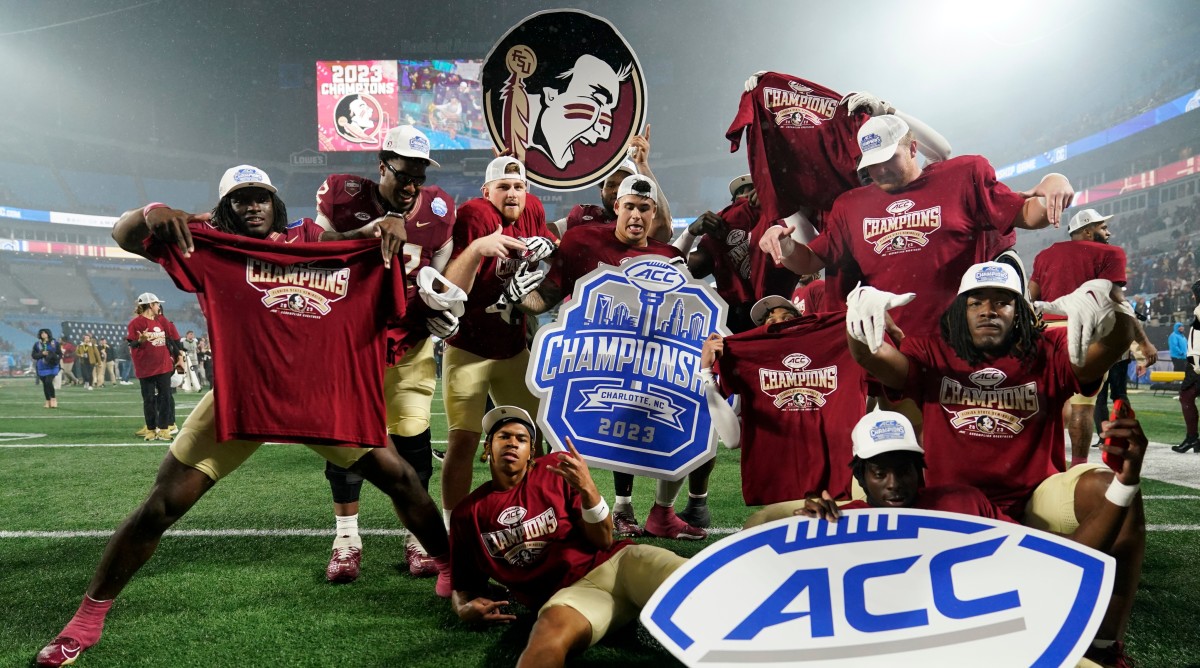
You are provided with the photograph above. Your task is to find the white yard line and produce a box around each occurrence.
[1,525,1195,540]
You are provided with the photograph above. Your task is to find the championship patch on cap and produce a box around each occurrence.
[234,168,264,184]
[869,419,906,442]
[975,264,1010,283]
[860,132,882,152]
[482,9,647,191]
[431,197,448,217]
[409,135,430,153]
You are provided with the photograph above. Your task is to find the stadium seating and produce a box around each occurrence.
[58,169,141,216]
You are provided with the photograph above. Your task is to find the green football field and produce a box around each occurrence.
[0,379,1197,667]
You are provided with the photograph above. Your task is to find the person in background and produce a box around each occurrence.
[32,328,61,409]
[59,336,79,386]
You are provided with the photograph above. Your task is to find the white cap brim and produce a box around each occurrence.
[750,295,797,326]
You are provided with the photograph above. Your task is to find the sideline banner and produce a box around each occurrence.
[642,509,1114,667]
[527,257,729,480]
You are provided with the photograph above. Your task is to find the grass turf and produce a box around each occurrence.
[0,380,1197,666]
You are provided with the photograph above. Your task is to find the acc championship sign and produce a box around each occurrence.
[527,257,729,480]
[482,9,647,190]
[642,509,1114,667]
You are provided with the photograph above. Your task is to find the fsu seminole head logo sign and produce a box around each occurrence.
[483,10,647,191]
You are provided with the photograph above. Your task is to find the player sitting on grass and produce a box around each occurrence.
[450,406,687,668]
[846,262,1143,668]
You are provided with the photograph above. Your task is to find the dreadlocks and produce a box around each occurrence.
[939,292,1043,366]
[209,191,289,236]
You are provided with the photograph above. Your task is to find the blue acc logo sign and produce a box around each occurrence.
[642,509,1114,667]
[527,257,729,479]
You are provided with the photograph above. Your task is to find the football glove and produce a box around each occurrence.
[416,266,467,317]
[518,236,556,264]
[503,264,546,304]
[743,70,768,92]
[839,91,890,116]
[1037,279,1117,366]
[426,310,460,339]
[846,283,915,354]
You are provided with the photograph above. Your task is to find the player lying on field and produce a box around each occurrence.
[450,406,687,668]
[35,166,454,668]
[845,261,1142,668]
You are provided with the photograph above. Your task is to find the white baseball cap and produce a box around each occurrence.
[136,292,164,305]
[218,165,277,199]
[484,156,526,185]
[611,158,639,178]
[851,411,924,460]
[728,174,753,198]
[856,115,911,171]
[482,405,535,437]
[1067,208,1113,234]
[957,261,1023,296]
[616,174,658,203]
[750,295,799,326]
[382,125,441,168]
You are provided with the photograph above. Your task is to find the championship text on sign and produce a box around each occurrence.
[641,509,1114,668]
[482,9,647,191]
[527,257,730,480]
[316,60,398,151]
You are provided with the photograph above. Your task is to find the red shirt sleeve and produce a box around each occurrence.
[315,177,335,219]
[965,157,1024,235]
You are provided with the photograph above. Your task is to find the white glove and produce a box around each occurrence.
[1039,279,1117,366]
[846,283,916,354]
[839,91,890,116]
[503,264,546,304]
[744,70,768,93]
[519,236,556,264]
[426,310,460,339]
[416,266,466,317]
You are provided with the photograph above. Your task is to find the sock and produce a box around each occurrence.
[655,478,685,507]
[335,513,359,537]
[614,495,633,510]
[60,595,113,648]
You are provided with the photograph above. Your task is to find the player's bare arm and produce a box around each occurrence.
[451,590,518,625]
[1016,173,1075,229]
[628,124,673,243]
[441,226,527,294]
[517,277,563,316]
[547,437,614,550]
[794,490,842,522]
[317,213,408,269]
[1068,416,1146,552]
[757,224,826,275]
[113,205,205,259]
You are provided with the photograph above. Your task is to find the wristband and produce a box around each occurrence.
[581,497,610,524]
[142,202,169,219]
[1104,479,1139,508]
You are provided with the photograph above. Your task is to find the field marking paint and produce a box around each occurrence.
[0,440,451,448]
[0,432,45,441]
[0,525,1193,540]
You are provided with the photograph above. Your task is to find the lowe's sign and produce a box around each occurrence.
[527,257,729,480]
[642,509,1113,667]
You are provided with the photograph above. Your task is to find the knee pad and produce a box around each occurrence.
[325,461,365,503]
[391,430,433,490]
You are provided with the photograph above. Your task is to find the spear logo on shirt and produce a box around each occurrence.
[245,259,351,317]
